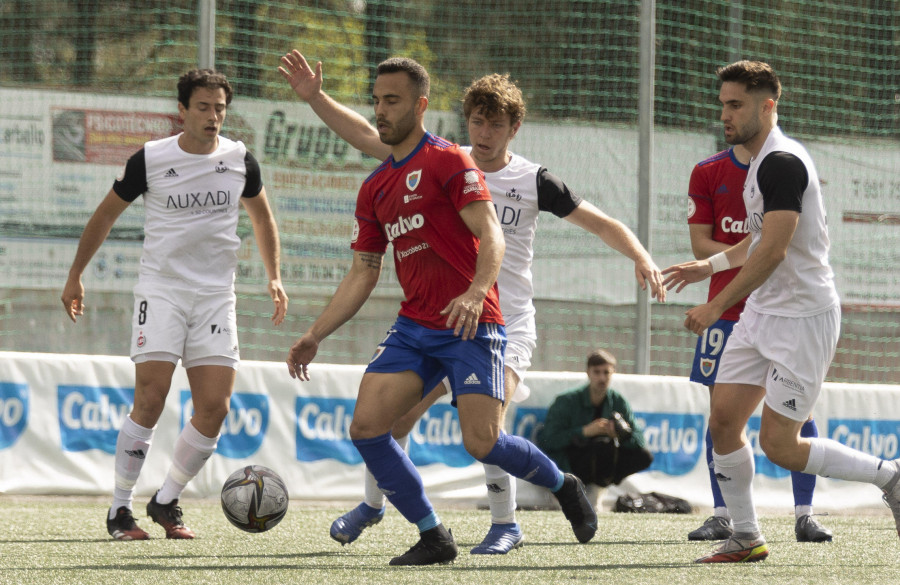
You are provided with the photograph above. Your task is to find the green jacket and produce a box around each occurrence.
[536,383,646,473]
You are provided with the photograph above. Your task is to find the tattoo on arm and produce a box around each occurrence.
[359,252,383,270]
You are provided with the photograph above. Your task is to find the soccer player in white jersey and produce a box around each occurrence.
[278,50,666,555]
[663,60,900,563]
[62,69,288,541]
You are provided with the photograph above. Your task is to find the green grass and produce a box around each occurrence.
[1,496,898,585]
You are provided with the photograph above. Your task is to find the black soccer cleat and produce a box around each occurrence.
[389,524,458,566]
[107,506,149,541]
[147,493,195,539]
[552,473,598,543]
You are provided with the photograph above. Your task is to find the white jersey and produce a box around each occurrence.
[113,134,262,287]
[462,148,582,316]
[743,127,839,316]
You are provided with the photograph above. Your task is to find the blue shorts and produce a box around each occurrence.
[689,318,737,386]
[366,316,507,405]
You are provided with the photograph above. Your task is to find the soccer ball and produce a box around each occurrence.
[220,465,289,533]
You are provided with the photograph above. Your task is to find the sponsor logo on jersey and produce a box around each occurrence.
[495,204,522,228]
[405,169,422,191]
[746,211,764,231]
[829,418,900,459]
[164,168,179,178]
[403,193,422,203]
[215,161,228,173]
[57,385,133,454]
[396,241,430,261]
[464,373,481,385]
[0,382,29,450]
[720,216,750,234]
[637,412,704,476]
[166,190,232,209]
[782,398,797,412]
[181,390,269,458]
[463,170,485,194]
[384,213,424,242]
[210,324,232,335]
[716,184,729,194]
[772,367,806,394]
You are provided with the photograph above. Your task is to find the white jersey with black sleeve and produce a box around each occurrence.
[743,126,839,316]
[462,148,582,316]
[113,134,263,288]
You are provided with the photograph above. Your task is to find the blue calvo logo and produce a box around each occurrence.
[829,418,900,459]
[296,396,359,464]
[180,390,269,459]
[636,412,704,476]
[58,385,133,454]
[408,404,469,467]
[0,382,29,450]
[511,407,545,443]
[295,397,473,467]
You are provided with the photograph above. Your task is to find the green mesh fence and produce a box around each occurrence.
[0,1,898,382]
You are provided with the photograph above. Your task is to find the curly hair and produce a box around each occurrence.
[177,69,233,108]
[462,73,526,125]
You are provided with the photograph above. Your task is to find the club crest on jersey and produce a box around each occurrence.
[406,169,422,191]
[215,160,228,173]
[688,197,696,219]
[699,358,716,378]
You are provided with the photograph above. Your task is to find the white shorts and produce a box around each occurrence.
[130,276,239,369]
[716,305,840,421]
[504,310,537,403]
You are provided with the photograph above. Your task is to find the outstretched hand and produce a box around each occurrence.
[634,261,666,302]
[278,50,323,102]
[661,259,713,293]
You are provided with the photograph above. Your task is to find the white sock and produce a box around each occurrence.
[713,506,731,521]
[803,438,890,486]
[155,420,218,505]
[363,434,409,509]
[483,464,517,524]
[713,443,759,537]
[111,416,154,518]
[795,505,813,519]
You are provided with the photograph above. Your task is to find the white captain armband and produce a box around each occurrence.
[708,251,731,274]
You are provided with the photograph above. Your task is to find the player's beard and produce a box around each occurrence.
[378,108,417,146]
[725,116,762,147]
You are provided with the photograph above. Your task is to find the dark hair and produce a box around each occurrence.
[177,69,233,108]
[462,73,527,125]
[587,349,617,369]
[716,60,781,101]
[375,57,430,98]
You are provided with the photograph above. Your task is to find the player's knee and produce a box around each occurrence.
[463,434,496,461]
[349,417,386,441]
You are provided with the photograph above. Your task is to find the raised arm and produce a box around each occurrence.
[278,50,390,161]
[241,187,288,325]
[61,189,130,322]
[286,250,383,380]
[440,200,505,340]
[564,200,666,302]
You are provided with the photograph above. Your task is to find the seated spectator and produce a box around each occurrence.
[538,349,653,489]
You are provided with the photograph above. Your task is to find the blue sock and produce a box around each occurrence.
[706,427,726,508]
[792,419,818,507]
[353,432,436,526]
[478,431,564,490]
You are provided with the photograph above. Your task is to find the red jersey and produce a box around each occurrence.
[352,132,503,329]
[687,148,750,321]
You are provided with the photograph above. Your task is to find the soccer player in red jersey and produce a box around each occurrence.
[285,57,596,566]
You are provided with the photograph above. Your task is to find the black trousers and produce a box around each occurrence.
[566,438,654,488]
